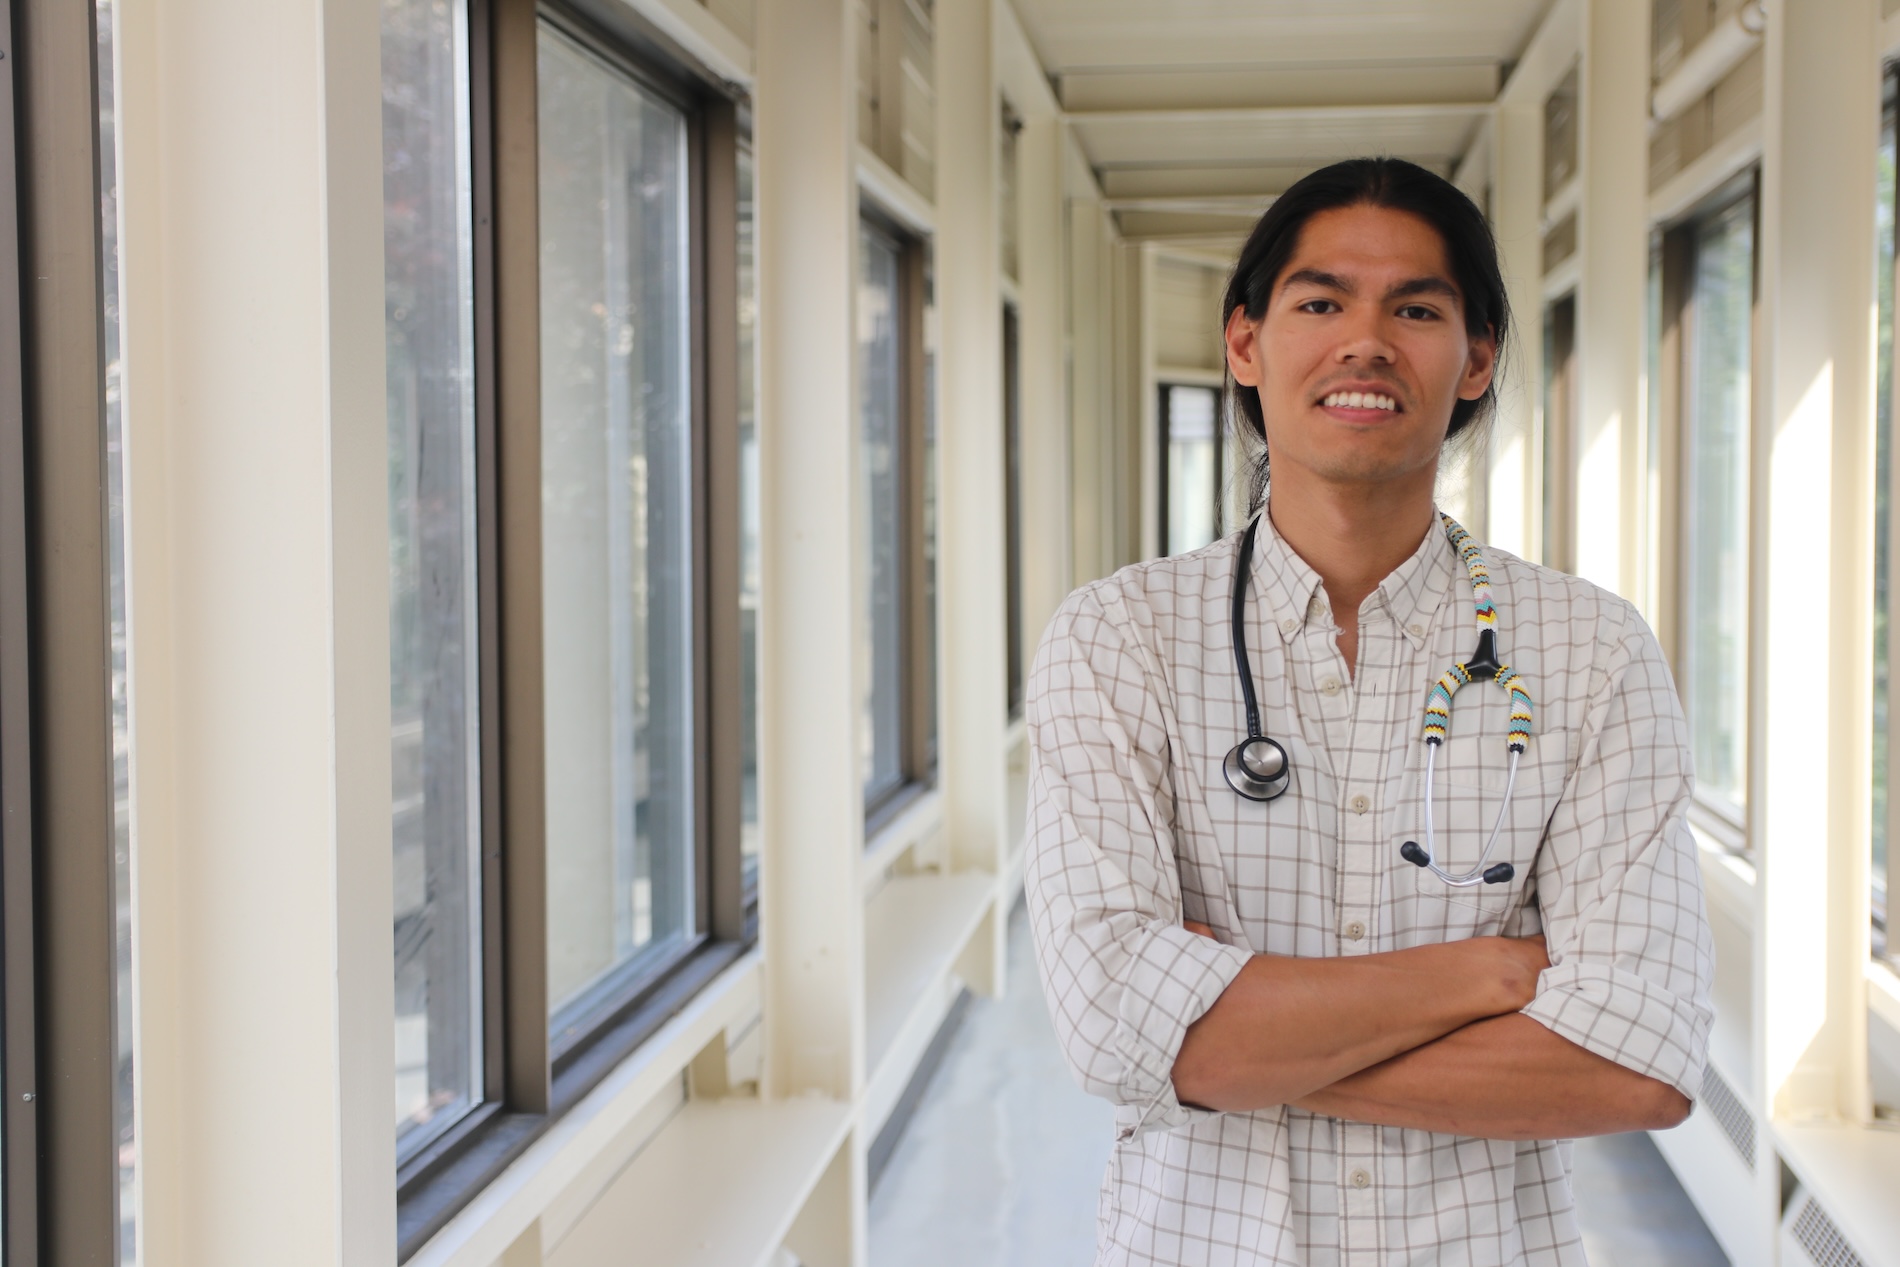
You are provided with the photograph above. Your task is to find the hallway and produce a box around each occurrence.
[870,902,1730,1267]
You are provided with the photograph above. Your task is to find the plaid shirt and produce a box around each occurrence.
[1023,509,1714,1266]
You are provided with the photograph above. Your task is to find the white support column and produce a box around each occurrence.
[934,0,1008,992]
[1572,0,1649,600]
[1754,0,1878,1130]
[1490,99,1544,563]
[754,0,866,1108]
[753,0,867,1257]
[1016,114,1073,651]
[114,0,393,1262]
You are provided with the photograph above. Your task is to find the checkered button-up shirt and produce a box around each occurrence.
[1023,509,1714,1267]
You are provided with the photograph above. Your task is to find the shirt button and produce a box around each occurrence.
[1281,617,1299,634]
[1345,920,1365,941]
[1350,1168,1371,1189]
[1408,623,1425,637]
[1349,794,1369,814]
[1320,677,1341,695]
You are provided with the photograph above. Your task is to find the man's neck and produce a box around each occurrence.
[1265,470,1438,624]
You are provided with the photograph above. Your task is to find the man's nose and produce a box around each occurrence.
[1335,311,1397,363]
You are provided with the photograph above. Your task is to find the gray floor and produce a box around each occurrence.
[869,900,1728,1267]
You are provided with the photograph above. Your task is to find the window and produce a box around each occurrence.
[97,0,136,1255]
[1874,72,1896,955]
[1542,293,1576,573]
[1660,179,1757,837]
[382,0,486,1163]
[537,20,701,1045]
[858,215,938,822]
[739,135,762,900]
[1004,303,1024,718]
[1159,382,1222,556]
[388,3,756,1248]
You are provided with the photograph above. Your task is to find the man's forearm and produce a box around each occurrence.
[1171,933,1546,1112]
[1291,1013,1691,1140]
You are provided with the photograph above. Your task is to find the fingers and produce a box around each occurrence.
[1184,920,1216,939]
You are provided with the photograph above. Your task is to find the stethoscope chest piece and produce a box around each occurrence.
[1224,735,1290,802]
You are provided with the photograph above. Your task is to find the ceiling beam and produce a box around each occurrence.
[1057,61,1499,113]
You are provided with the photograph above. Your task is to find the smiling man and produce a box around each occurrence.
[1023,158,1713,1266]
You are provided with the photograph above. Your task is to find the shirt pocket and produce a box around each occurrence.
[1409,728,1575,918]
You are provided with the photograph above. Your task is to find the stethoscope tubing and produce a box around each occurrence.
[1225,512,1534,886]
[1419,739,1520,886]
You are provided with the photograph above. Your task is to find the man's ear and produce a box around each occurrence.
[1458,325,1498,401]
[1225,307,1263,388]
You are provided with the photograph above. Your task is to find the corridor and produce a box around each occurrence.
[18,0,1900,1263]
[871,903,1730,1267]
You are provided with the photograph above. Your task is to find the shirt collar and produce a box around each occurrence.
[1250,503,1460,649]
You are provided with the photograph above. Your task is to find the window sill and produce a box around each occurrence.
[1868,957,1900,1037]
[1691,823,1757,931]
[862,783,945,891]
[406,947,764,1267]
[1771,1118,1900,1267]
[863,868,997,1138]
[540,1095,853,1267]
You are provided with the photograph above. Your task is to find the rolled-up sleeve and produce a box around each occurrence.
[1022,584,1252,1137]
[1522,601,1715,1102]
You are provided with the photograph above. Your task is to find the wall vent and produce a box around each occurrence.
[1700,1064,1755,1169]
[1789,1196,1866,1267]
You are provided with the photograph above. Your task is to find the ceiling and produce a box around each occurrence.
[1010,0,1557,243]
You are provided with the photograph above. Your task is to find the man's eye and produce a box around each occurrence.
[1297,299,1339,314]
[1398,304,1438,320]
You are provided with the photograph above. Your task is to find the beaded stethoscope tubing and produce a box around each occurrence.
[1416,514,1536,886]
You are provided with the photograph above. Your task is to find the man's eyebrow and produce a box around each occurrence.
[1281,267,1352,294]
[1385,276,1462,303]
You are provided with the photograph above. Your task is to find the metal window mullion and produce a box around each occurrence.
[493,0,550,1114]
[0,0,42,1257]
[14,0,121,1259]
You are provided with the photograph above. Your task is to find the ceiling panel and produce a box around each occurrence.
[1012,0,1555,73]
[1071,104,1484,169]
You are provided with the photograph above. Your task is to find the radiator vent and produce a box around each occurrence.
[1699,1064,1755,1169]
[1790,1196,1866,1267]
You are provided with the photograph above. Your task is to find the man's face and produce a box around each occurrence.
[1224,203,1497,489]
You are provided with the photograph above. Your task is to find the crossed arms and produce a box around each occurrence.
[1169,922,1690,1140]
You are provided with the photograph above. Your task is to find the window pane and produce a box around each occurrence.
[97,0,135,1255]
[538,27,697,1031]
[1875,93,1895,948]
[382,0,484,1156]
[1680,194,1754,821]
[1165,384,1219,555]
[738,138,761,900]
[860,224,906,806]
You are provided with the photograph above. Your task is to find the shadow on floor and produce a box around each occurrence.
[869,899,1728,1267]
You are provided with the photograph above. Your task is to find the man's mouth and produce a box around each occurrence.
[1320,390,1400,413]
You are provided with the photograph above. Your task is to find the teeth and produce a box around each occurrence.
[1324,392,1396,411]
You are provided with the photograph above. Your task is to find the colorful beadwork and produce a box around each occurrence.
[1420,515,1534,754]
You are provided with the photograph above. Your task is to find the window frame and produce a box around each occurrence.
[1876,64,1899,958]
[858,206,937,834]
[392,0,757,1254]
[1654,169,1761,852]
[1003,300,1023,720]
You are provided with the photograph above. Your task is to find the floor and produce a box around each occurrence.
[868,900,1730,1267]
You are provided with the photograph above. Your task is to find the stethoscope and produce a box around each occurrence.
[1222,512,1537,887]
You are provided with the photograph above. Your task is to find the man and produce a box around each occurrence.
[1023,158,1712,1266]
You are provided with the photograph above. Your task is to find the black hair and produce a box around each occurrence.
[1220,157,1510,508]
